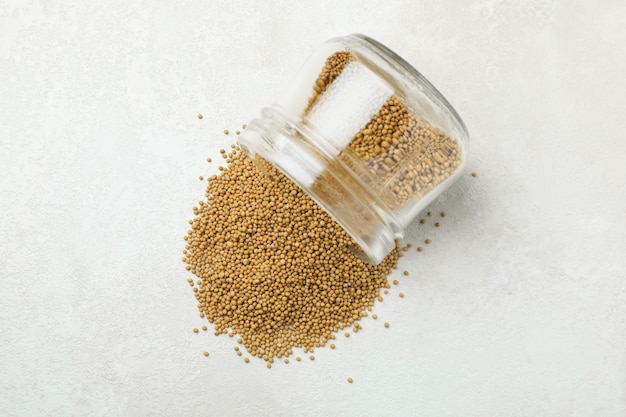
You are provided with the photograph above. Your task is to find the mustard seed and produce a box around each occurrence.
[471,171,477,177]
[296,357,301,362]
[197,114,203,119]
[417,246,423,252]
[203,351,209,356]
[403,270,408,276]
[384,322,389,328]
[202,326,207,331]
[344,332,350,338]
[435,222,440,227]
[399,293,404,298]
[244,357,249,363]
[223,129,229,135]
[347,377,353,383]
[199,176,204,181]
[193,328,198,333]
[427,211,432,216]
[372,314,377,319]
[441,211,446,217]
[309,355,315,360]
[284,359,289,364]
[425,239,431,244]
[393,279,398,285]
[330,344,336,349]
[420,219,426,224]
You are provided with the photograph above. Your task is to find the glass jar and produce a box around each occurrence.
[238,34,469,265]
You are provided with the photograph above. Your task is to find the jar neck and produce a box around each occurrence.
[237,106,401,265]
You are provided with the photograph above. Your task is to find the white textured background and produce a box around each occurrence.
[1,1,625,416]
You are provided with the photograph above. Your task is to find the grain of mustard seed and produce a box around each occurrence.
[425,239,431,244]
[330,344,336,349]
[244,357,249,363]
[427,211,433,217]
[345,332,350,338]
[403,270,408,276]
[372,314,377,319]
[284,359,289,364]
[407,243,413,248]
[267,363,271,369]
[399,293,404,298]
[223,129,229,135]
[471,171,477,177]
[384,322,390,328]
[417,246,423,252]
[235,130,240,135]
[237,338,243,344]
[234,346,239,351]
[193,328,198,333]
[393,280,398,285]
[347,377,353,383]
[377,296,383,302]
[197,114,203,119]
[384,289,389,294]
[203,351,209,356]
[296,357,301,362]
[420,219,426,224]
[207,158,212,163]
[310,355,315,361]
[202,326,207,331]
[199,176,204,181]
[435,222,440,227]
[242,124,247,129]
[441,211,446,217]
[237,351,242,356]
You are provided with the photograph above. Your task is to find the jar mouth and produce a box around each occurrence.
[238,108,398,265]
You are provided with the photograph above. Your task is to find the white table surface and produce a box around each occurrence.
[1,1,625,416]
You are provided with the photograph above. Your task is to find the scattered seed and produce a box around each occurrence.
[330,344,336,349]
[399,293,404,298]
[203,351,209,356]
[441,211,446,217]
[372,314,377,319]
[384,322,390,328]
[435,222,440,227]
[207,158,212,163]
[296,357,301,361]
[344,332,350,338]
[420,219,426,224]
[202,326,207,331]
[223,129,229,135]
[235,130,240,135]
[471,171,477,177]
[193,328,198,333]
[417,246,423,252]
[244,357,249,363]
[284,359,289,364]
[197,114,203,119]
[425,239,431,244]
[427,211,432,217]
[347,377,353,383]
[267,363,271,368]
[384,289,389,294]
[242,124,247,129]
[199,176,204,181]
[403,270,408,276]
[309,355,315,361]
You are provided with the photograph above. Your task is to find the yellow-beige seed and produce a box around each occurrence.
[184,146,402,361]
[347,377,353,383]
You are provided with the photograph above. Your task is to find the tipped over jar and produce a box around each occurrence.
[238,34,469,264]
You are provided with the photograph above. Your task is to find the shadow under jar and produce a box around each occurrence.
[238,34,469,265]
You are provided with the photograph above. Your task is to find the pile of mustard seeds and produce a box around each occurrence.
[183,146,402,362]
